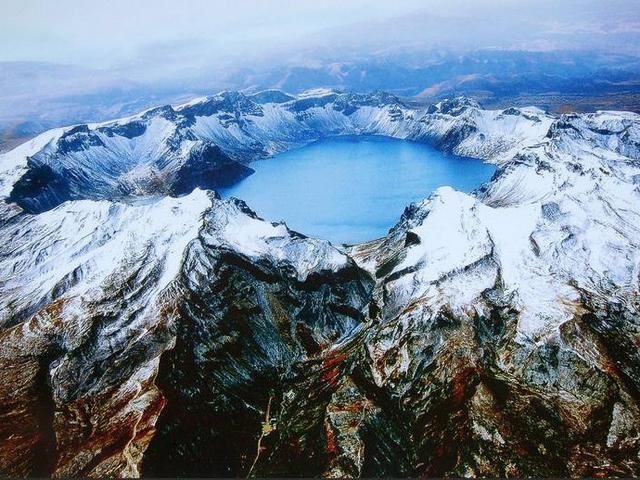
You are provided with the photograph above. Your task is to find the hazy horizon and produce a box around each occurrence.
[3,0,640,73]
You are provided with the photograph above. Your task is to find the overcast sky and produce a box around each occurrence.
[3,0,426,65]
[2,0,640,71]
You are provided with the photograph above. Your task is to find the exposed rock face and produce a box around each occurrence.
[0,190,372,477]
[344,109,640,477]
[144,199,373,477]
[0,192,211,476]
[0,91,639,477]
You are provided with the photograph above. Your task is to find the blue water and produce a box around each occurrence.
[220,135,495,245]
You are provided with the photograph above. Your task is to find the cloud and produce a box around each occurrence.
[1,0,639,82]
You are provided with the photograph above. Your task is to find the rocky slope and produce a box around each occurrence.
[0,90,639,477]
[351,109,640,477]
[0,189,372,476]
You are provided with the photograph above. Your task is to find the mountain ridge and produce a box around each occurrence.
[0,89,639,476]
[1,89,553,214]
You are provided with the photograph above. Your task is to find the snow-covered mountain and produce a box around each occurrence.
[0,90,551,213]
[0,90,639,477]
